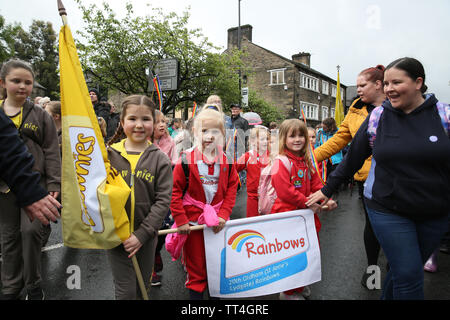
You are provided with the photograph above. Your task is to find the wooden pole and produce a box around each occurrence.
[57,0,68,25]
[157,207,329,236]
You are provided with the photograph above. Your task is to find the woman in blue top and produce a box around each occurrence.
[307,57,450,300]
[315,117,343,179]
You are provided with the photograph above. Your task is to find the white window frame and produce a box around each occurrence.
[322,106,329,120]
[322,80,329,95]
[300,72,319,92]
[330,107,335,118]
[331,84,337,97]
[300,101,319,120]
[268,68,286,85]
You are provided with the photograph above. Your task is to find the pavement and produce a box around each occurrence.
[1,185,449,300]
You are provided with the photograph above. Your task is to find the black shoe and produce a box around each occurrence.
[25,287,45,300]
[189,289,204,300]
[151,272,161,287]
[361,271,371,289]
[0,292,22,300]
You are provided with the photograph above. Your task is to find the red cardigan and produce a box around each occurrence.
[235,150,270,194]
[170,147,239,227]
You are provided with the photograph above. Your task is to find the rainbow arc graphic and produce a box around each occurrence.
[227,229,265,252]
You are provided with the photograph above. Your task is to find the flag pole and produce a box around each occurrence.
[57,0,149,300]
[57,0,68,25]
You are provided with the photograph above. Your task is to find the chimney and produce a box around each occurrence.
[292,52,311,67]
[227,24,253,50]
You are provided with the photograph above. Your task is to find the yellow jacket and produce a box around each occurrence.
[314,98,373,181]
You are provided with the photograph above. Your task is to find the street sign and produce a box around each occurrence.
[241,87,249,108]
[151,58,178,91]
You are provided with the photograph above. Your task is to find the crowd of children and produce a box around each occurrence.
[1,56,448,301]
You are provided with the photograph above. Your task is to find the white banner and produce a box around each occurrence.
[204,209,321,298]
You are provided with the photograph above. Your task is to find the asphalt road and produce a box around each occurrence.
[1,185,449,300]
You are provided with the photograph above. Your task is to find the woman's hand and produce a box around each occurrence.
[177,223,191,235]
[123,234,143,258]
[213,218,226,234]
[306,190,329,208]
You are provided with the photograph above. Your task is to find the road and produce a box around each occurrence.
[1,185,449,300]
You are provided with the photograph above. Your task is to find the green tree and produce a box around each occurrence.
[0,16,59,99]
[247,90,284,126]
[75,1,243,114]
[0,15,19,62]
[29,20,59,99]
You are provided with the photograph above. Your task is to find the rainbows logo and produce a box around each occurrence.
[227,230,265,252]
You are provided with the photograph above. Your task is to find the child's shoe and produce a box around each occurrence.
[424,251,438,273]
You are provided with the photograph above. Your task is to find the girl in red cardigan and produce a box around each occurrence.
[271,119,336,300]
[236,126,271,217]
[170,108,239,299]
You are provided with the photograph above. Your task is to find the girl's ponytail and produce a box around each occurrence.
[107,122,125,146]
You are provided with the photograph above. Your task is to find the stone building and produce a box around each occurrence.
[227,25,347,127]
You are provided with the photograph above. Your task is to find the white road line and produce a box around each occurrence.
[0,243,64,262]
[42,243,65,252]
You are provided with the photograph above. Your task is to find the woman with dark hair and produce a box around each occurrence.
[313,65,386,289]
[315,117,343,178]
[307,57,450,300]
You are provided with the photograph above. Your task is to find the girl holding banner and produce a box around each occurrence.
[106,95,173,299]
[170,108,239,300]
[271,119,336,300]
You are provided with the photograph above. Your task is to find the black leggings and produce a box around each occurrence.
[357,181,381,266]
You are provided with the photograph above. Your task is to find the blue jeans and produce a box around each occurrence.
[366,206,448,300]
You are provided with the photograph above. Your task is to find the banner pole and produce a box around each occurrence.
[157,207,330,236]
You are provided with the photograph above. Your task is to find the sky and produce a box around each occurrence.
[2,0,449,102]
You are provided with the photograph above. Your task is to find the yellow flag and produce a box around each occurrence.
[335,69,345,127]
[59,24,131,249]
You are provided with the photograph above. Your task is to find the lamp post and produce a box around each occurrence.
[238,0,242,107]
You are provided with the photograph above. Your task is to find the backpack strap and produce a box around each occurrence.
[367,106,384,148]
[181,152,190,196]
[181,151,233,196]
[276,155,292,174]
[436,102,450,137]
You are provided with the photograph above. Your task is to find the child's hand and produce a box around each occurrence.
[123,234,142,258]
[324,199,338,211]
[49,191,59,199]
[306,190,329,208]
[177,223,191,235]
[307,203,323,214]
[212,218,226,234]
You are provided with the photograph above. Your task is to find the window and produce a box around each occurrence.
[322,80,329,95]
[322,106,329,120]
[300,101,319,120]
[330,107,335,118]
[300,72,319,92]
[331,84,337,97]
[268,68,286,85]
[331,85,344,99]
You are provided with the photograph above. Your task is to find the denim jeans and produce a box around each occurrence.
[366,206,448,300]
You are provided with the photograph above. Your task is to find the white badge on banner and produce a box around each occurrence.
[204,209,321,298]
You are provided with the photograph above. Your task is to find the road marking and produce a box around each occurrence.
[0,243,64,262]
[42,243,65,252]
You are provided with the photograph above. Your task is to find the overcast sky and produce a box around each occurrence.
[2,0,449,102]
